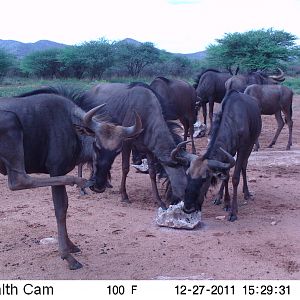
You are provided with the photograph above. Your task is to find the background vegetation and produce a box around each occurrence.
[0,28,300,95]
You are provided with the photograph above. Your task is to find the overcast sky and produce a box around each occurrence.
[1,0,300,53]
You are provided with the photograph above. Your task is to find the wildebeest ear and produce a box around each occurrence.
[74,124,95,137]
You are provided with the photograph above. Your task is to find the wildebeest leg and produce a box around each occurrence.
[51,185,82,270]
[253,139,260,151]
[241,152,253,200]
[201,103,207,125]
[146,153,166,209]
[282,109,293,150]
[77,164,88,195]
[223,178,231,211]
[120,143,132,203]
[268,111,284,148]
[188,119,196,154]
[208,98,214,133]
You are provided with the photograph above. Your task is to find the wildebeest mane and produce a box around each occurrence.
[202,90,237,160]
[16,85,86,104]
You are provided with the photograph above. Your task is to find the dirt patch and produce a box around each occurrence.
[0,95,300,280]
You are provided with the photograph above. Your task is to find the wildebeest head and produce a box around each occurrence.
[171,142,235,213]
[76,105,143,193]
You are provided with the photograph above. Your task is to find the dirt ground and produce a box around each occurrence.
[0,96,300,280]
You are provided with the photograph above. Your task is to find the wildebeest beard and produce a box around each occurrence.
[88,144,119,193]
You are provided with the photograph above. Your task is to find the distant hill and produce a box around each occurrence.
[119,37,206,60]
[0,38,206,60]
[0,39,67,58]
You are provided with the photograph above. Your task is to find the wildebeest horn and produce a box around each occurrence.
[121,111,143,138]
[207,147,235,170]
[269,68,285,81]
[83,104,107,126]
[171,141,198,164]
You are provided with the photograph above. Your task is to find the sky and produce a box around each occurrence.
[1,0,300,54]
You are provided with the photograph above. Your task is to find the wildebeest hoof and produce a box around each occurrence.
[227,214,237,222]
[80,188,88,196]
[244,193,254,201]
[286,146,291,150]
[213,198,222,205]
[223,205,230,211]
[69,260,83,270]
[121,198,131,204]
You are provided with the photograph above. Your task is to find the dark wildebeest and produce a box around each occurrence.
[172,90,262,221]
[77,82,187,208]
[244,84,293,150]
[225,68,285,92]
[150,76,198,153]
[193,69,232,128]
[0,90,142,270]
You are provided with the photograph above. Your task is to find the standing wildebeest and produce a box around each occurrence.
[193,69,232,128]
[150,76,198,153]
[244,84,293,150]
[0,90,142,270]
[77,82,188,208]
[172,90,262,221]
[225,68,285,92]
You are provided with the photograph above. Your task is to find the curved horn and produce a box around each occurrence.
[207,147,235,170]
[269,68,285,81]
[220,147,235,168]
[122,111,143,138]
[171,141,198,165]
[83,104,106,126]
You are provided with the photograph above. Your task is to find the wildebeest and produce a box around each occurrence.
[225,68,285,92]
[172,90,262,221]
[244,84,293,150]
[77,82,188,208]
[150,76,198,153]
[0,90,142,270]
[193,69,232,128]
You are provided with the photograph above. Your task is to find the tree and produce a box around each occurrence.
[206,28,300,71]
[0,48,15,78]
[21,49,63,78]
[59,38,115,79]
[115,42,161,77]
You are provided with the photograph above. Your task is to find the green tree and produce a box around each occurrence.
[206,28,300,71]
[0,48,15,78]
[21,48,63,78]
[115,42,161,77]
[59,38,115,79]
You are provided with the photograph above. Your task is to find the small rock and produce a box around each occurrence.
[249,178,256,183]
[39,237,57,245]
[215,215,226,220]
[271,221,278,226]
[156,201,201,229]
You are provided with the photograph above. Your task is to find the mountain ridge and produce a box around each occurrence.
[0,38,206,60]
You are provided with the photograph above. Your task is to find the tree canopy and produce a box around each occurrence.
[206,28,300,71]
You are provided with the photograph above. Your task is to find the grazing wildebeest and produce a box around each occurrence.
[244,84,293,150]
[0,90,142,270]
[193,69,232,128]
[172,90,262,221]
[150,76,198,153]
[76,82,188,208]
[225,68,285,92]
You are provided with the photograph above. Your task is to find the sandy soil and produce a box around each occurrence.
[0,96,299,280]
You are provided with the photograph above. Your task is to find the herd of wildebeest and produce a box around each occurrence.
[0,68,294,270]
